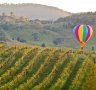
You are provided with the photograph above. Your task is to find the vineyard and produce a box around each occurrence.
[0,44,96,90]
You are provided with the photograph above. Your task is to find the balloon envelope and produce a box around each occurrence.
[73,24,93,47]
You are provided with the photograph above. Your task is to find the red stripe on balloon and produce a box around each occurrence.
[75,25,80,42]
[85,25,90,42]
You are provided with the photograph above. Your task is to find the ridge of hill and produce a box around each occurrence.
[0,3,71,20]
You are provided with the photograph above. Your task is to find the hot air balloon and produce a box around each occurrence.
[73,24,93,47]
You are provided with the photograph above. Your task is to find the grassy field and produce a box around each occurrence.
[0,44,96,90]
[5,23,96,50]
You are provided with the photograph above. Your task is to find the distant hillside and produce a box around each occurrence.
[0,12,96,50]
[55,12,96,28]
[0,4,71,20]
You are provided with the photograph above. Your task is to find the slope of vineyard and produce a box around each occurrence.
[0,44,96,90]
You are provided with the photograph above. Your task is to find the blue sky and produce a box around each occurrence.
[0,0,96,13]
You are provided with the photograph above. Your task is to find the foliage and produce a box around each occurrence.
[0,45,96,90]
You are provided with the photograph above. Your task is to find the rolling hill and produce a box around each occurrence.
[0,6,96,50]
[0,4,71,20]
